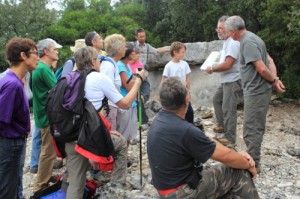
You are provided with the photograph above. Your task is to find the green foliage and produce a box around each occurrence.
[0,0,299,98]
[281,69,300,99]
[0,0,58,40]
[0,0,58,71]
[257,0,300,99]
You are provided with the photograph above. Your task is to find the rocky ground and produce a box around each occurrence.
[23,98,300,199]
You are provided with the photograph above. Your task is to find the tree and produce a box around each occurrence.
[0,0,58,70]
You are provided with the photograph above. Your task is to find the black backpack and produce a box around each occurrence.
[46,69,89,143]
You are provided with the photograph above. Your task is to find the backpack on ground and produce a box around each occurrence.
[55,58,75,80]
[29,171,98,199]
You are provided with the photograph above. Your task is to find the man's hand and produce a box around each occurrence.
[239,152,255,167]
[273,79,285,93]
[204,66,213,74]
[248,166,257,179]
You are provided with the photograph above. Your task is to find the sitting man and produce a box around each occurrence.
[147,77,259,199]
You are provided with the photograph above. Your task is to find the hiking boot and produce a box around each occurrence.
[215,135,236,147]
[53,158,63,169]
[213,125,224,133]
[30,167,38,174]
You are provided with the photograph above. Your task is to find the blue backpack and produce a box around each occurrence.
[55,56,115,80]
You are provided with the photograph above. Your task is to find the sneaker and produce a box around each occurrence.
[30,167,38,174]
[53,158,63,169]
[213,125,224,133]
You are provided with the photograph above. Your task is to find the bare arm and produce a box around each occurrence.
[157,48,170,54]
[186,74,191,91]
[119,71,135,92]
[205,56,236,74]
[210,137,257,178]
[268,55,277,77]
[254,58,285,93]
[115,70,145,109]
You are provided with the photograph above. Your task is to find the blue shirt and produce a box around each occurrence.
[0,71,30,138]
[117,61,137,107]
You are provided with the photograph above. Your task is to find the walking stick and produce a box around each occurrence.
[138,87,143,186]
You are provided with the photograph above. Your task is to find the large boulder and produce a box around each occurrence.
[147,40,224,69]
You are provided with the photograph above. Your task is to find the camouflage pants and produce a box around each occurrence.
[159,164,259,199]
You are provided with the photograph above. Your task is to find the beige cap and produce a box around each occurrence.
[70,39,86,52]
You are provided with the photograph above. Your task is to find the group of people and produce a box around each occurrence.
[0,27,167,199]
[0,15,285,199]
[148,15,285,199]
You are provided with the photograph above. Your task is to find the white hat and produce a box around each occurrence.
[37,38,62,56]
[46,38,62,49]
[70,39,86,52]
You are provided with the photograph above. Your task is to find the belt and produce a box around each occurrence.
[158,184,185,195]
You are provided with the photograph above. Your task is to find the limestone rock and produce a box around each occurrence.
[147,40,223,69]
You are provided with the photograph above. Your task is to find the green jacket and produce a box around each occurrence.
[32,61,57,128]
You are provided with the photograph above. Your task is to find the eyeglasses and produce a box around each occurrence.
[28,51,39,56]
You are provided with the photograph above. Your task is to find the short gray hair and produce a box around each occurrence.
[37,38,62,57]
[74,46,98,71]
[225,16,246,31]
[104,34,125,57]
[218,15,229,23]
[159,77,188,110]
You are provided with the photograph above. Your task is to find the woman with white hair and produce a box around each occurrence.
[100,34,127,130]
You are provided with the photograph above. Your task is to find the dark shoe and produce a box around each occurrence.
[53,159,63,169]
[127,160,133,168]
[30,167,38,174]
[213,125,224,133]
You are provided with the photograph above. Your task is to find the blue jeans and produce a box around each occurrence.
[0,138,26,199]
[29,126,41,169]
[18,139,27,199]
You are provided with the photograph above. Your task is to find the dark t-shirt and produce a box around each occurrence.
[147,109,216,190]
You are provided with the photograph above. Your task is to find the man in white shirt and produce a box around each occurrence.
[205,16,243,146]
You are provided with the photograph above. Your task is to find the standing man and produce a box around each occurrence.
[85,31,106,56]
[148,77,259,198]
[0,37,39,198]
[32,38,62,192]
[225,16,285,172]
[205,16,243,146]
[133,28,169,70]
